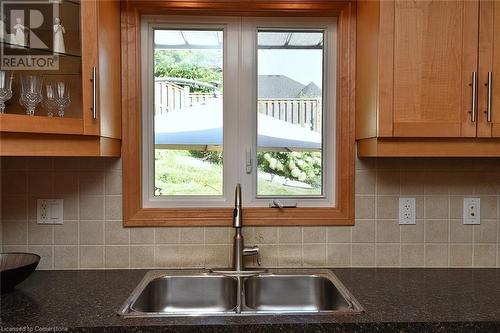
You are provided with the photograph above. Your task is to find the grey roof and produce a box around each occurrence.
[258,75,321,99]
[299,82,322,98]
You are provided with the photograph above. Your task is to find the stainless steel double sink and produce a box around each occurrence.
[118,269,363,317]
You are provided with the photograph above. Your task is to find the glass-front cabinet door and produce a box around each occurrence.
[0,0,96,135]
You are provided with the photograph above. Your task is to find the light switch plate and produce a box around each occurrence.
[399,198,416,225]
[463,198,480,225]
[37,199,64,225]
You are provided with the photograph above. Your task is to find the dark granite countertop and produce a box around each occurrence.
[1,268,500,332]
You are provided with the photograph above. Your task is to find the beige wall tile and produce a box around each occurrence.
[351,244,375,267]
[79,172,104,196]
[303,244,326,266]
[130,227,155,244]
[155,245,180,268]
[54,246,78,269]
[105,171,122,195]
[278,227,302,243]
[2,171,26,196]
[28,157,53,170]
[355,196,375,219]
[2,196,27,220]
[425,220,449,243]
[479,196,497,219]
[105,196,122,220]
[326,244,350,266]
[79,157,104,170]
[3,221,27,245]
[253,227,278,244]
[204,227,230,244]
[80,246,104,269]
[424,171,450,195]
[376,244,400,266]
[352,220,375,243]
[155,227,180,244]
[303,227,326,243]
[278,245,302,267]
[376,220,400,243]
[79,196,104,220]
[53,172,78,195]
[53,157,79,170]
[355,170,375,194]
[473,245,497,267]
[62,195,78,220]
[400,171,425,195]
[130,246,155,268]
[449,220,472,243]
[401,222,424,243]
[105,221,129,244]
[376,196,399,219]
[105,246,129,268]
[79,221,104,245]
[27,221,53,245]
[326,227,351,243]
[28,171,53,196]
[179,227,204,244]
[425,244,448,267]
[28,246,53,270]
[376,170,400,195]
[449,245,472,267]
[425,196,449,219]
[401,244,424,267]
[258,245,278,267]
[473,221,497,243]
[54,221,78,245]
[205,245,230,268]
[178,245,205,267]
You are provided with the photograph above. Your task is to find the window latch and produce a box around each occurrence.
[269,200,297,209]
[245,148,252,174]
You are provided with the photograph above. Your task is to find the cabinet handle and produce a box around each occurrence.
[91,66,97,120]
[485,72,492,123]
[469,72,478,123]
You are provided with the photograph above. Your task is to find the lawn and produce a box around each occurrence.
[154,150,321,196]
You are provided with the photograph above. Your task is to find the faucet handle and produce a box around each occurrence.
[243,246,261,266]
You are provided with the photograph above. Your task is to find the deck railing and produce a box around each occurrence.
[155,81,322,132]
[258,98,322,132]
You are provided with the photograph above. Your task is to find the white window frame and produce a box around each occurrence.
[141,15,338,209]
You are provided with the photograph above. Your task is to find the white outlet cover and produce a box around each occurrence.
[399,198,416,225]
[463,198,480,225]
[37,199,64,225]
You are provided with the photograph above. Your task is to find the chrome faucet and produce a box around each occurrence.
[232,184,260,271]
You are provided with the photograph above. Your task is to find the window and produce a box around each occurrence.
[123,1,355,226]
[142,17,336,208]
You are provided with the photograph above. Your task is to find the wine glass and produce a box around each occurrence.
[53,81,70,117]
[19,75,42,116]
[0,71,13,114]
[43,83,56,117]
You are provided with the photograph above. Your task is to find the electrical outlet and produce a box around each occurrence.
[463,198,480,225]
[399,198,416,225]
[37,199,64,225]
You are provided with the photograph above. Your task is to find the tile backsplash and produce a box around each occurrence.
[1,156,499,269]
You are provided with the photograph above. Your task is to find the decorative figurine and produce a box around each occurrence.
[0,14,6,42]
[53,17,65,53]
[12,17,27,46]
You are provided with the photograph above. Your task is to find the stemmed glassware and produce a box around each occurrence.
[0,71,13,114]
[43,83,56,117]
[20,75,43,116]
[53,81,70,117]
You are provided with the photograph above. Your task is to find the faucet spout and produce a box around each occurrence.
[233,183,242,228]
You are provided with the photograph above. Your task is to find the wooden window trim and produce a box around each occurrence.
[122,0,356,226]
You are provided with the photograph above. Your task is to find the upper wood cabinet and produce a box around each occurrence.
[357,0,500,156]
[0,0,121,156]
